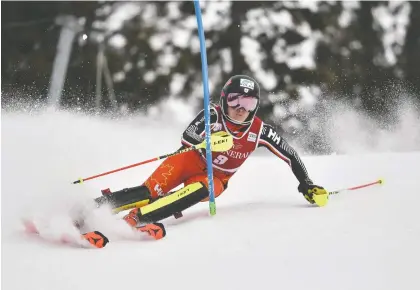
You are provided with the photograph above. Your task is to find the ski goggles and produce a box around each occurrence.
[226,93,258,112]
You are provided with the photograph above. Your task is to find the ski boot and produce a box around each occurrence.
[82,231,109,248]
[123,208,166,240]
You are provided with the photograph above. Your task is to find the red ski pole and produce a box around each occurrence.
[328,178,384,195]
[72,132,233,184]
[72,154,177,184]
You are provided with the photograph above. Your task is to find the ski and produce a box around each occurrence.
[21,219,109,248]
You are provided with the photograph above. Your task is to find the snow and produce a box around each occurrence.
[372,2,411,66]
[108,34,127,49]
[241,36,277,90]
[105,3,141,32]
[2,109,420,290]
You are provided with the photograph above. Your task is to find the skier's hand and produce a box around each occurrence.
[298,182,328,207]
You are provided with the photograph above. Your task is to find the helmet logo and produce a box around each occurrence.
[244,88,249,93]
[240,79,254,90]
[224,79,232,87]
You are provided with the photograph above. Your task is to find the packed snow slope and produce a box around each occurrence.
[2,109,419,290]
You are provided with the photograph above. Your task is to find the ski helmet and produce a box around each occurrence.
[220,75,260,125]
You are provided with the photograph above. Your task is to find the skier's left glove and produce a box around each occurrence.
[298,181,329,207]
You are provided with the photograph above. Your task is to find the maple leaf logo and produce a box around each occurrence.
[150,163,175,191]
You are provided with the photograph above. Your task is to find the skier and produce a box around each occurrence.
[93,75,328,240]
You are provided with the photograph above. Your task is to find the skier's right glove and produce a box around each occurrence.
[298,181,328,207]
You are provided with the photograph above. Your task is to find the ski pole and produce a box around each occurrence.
[328,178,384,195]
[312,178,384,207]
[72,132,233,184]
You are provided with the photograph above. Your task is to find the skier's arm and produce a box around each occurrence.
[181,106,219,147]
[257,124,312,184]
[257,123,328,206]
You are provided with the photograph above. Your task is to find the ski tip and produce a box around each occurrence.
[137,223,166,240]
[81,231,109,248]
[21,219,39,235]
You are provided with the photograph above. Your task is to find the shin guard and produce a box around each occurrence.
[94,185,152,212]
[138,182,208,223]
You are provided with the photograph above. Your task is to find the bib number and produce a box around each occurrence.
[213,155,228,165]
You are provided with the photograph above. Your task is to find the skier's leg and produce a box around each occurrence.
[121,150,206,226]
[120,180,207,239]
[137,181,210,223]
[95,149,201,211]
[143,150,207,199]
[120,163,224,237]
[126,174,225,224]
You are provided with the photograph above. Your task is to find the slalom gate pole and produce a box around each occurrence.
[193,0,216,216]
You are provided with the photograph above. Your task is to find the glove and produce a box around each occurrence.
[298,181,329,207]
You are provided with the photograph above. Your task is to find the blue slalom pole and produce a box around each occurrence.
[193,0,216,215]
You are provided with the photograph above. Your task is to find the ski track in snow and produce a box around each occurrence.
[2,109,419,290]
